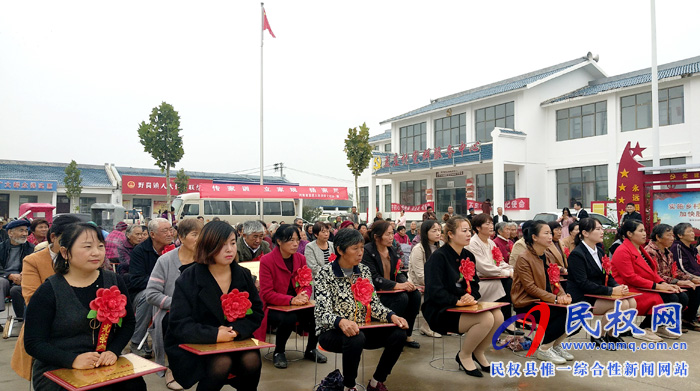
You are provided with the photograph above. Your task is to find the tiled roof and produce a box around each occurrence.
[116,166,294,185]
[0,160,113,187]
[369,130,391,143]
[543,55,700,105]
[373,143,493,175]
[380,56,591,124]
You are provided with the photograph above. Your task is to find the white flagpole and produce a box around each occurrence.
[259,3,265,220]
[650,0,660,168]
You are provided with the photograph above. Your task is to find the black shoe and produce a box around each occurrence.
[273,353,288,369]
[605,334,624,344]
[472,353,490,373]
[455,352,483,378]
[304,349,327,363]
[590,336,607,349]
[504,328,524,336]
[405,340,421,349]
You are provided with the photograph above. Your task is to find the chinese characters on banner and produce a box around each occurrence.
[390,202,434,213]
[121,175,213,195]
[504,198,530,210]
[373,142,481,171]
[199,183,349,200]
[466,200,483,210]
[0,179,57,192]
[652,191,700,230]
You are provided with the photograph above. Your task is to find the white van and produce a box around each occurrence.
[172,192,298,225]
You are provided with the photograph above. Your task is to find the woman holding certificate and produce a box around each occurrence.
[165,221,264,391]
[24,223,145,391]
[422,216,503,378]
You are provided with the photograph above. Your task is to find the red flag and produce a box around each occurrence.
[263,8,276,38]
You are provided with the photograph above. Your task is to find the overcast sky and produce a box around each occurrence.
[2,1,699,196]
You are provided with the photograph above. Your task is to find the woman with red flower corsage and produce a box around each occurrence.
[257,224,327,369]
[165,221,264,391]
[315,228,409,391]
[423,216,503,378]
[362,220,422,349]
[24,223,144,391]
[567,218,637,349]
[512,220,575,365]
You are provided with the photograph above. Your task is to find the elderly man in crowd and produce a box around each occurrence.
[127,218,173,357]
[0,220,35,323]
[237,220,271,262]
[117,223,145,275]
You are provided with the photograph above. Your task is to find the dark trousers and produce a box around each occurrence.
[0,279,24,318]
[684,287,700,322]
[268,307,318,354]
[498,278,513,321]
[515,304,571,345]
[378,289,421,337]
[640,291,691,327]
[318,327,406,388]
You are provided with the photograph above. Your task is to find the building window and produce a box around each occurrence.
[556,165,607,209]
[639,157,686,172]
[504,171,516,201]
[358,187,368,212]
[399,180,427,206]
[556,101,607,141]
[475,101,514,142]
[384,143,391,152]
[19,195,38,204]
[621,86,684,131]
[476,174,493,202]
[79,197,97,214]
[434,113,466,148]
[399,122,427,154]
[373,145,379,151]
[384,184,392,214]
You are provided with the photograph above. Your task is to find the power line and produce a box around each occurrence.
[285,167,353,184]
[227,164,276,175]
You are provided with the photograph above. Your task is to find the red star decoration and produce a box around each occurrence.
[629,142,646,159]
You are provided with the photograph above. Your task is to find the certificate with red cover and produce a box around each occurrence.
[358,321,397,329]
[585,292,642,301]
[447,302,509,313]
[180,338,274,355]
[376,289,406,294]
[44,353,164,391]
[268,302,315,312]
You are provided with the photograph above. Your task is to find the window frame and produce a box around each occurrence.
[621,86,684,131]
[556,101,607,141]
[399,122,427,154]
[475,101,514,142]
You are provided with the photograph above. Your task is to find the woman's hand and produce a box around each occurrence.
[677,280,695,289]
[612,285,629,296]
[658,283,681,293]
[72,352,101,369]
[692,278,700,285]
[390,315,409,329]
[291,291,310,305]
[216,326,237,342]
[557,294,572,305]
[96,351,118,367]
[396,282,416,292]
[456,294,477,306]
[338,319,360,337]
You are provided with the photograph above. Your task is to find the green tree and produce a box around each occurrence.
[302,205,323,223]
[344,122,373,209]
[175,168,190,195]
[137,102,184,210]
[63,160,83,212]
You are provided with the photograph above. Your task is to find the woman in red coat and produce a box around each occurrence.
[611,220,684,340]
[256,224,327,369]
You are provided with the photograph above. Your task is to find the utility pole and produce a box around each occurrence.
[274,162,284,177]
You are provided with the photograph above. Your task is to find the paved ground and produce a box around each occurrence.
[1,319,699,391]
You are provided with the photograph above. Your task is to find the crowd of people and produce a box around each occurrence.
[1,202,699,391]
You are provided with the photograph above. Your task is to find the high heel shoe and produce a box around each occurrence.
[455,352,483,378]
[472,353,490,373]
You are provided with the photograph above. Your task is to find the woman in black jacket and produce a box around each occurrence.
[165,221,264,391]
[362,220,421,348]
[422,216,503,378]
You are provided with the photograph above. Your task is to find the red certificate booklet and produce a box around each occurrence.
[180,338,275,355]
[44,353,164,391]
[447,302,509,313]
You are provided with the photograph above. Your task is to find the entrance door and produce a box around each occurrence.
[57,195,70,214]
[436,188,467,216]
[0,194,8,219]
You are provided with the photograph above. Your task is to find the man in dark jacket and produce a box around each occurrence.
[0,219,35,321]
[620,203,643,225]
[126,217,172,357]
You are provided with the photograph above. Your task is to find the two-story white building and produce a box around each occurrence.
[360,52,700,223]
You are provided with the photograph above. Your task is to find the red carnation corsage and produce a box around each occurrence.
[547,263,562,295]
[328,253,337,263]
[395,259,403,279]
[221,289,253,322]
[161,243,176,255]
[492,247,504,266]
[87,286,127,352]
[293,265,314,294]
[459,259,475,294]
[351,277,375,323]
[563,247,570,258]
[601,256,613,286]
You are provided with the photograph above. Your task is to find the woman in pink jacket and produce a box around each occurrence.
[256,224,327,369]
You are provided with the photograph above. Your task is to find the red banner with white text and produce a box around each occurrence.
[122,175,212,195]
[391,202,434,213]
[504,198,530,210]
[199,183,348,200]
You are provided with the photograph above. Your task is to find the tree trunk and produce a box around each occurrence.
[166,164,171,213]
[354,176,359,221]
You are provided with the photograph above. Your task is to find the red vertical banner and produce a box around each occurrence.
[616,142,646,223]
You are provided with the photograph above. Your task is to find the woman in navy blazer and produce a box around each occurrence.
[567,218,635,348]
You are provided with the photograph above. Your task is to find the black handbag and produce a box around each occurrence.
[317,369,344,391]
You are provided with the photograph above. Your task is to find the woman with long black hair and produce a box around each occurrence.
[408,219,442,338]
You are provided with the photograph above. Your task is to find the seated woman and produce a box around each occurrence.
[24,223,145,391]
[362,220,421,348]
[671,222,700,279]
[165,221,264,391]
[545,221,568,273]
[611,219,686,341]
[145,218,202,389]
[408,219,443,338]
[646,224,700,331]
[305,221,335,277]
[27,218,50,245]
[422,216,504,378]
[511,220,575,365]
[566,218,636,349]
[467,214,516,334]
[257,224,326,369]
[315,228,409,391]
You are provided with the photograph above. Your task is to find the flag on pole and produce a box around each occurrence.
[263,8,275,38]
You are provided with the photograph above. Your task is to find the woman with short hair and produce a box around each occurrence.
[671,222,700,278]
[27,218,49,245]
[305,221,335,277]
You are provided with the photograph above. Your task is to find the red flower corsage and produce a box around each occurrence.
[351,277,375,323]
[394,259,403,279]
[87,286,127,352]
[601,256,613,286]
[459,259,475,294]
[293,265,314,294]
[161,243,176,255]
[221,289,253,322]
[492,247,504,266]
[547,263,562,295]
[328,253,337,263]
[563,247,570,258]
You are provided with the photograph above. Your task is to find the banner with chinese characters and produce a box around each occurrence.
[466,200,482,211]
[373,142,481,171]
[651,190,700,230]
[504,198,530,210]
[391,202,434,213]
[122,175,212,195]
[0,179,57,192]
[199,183,348,200]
